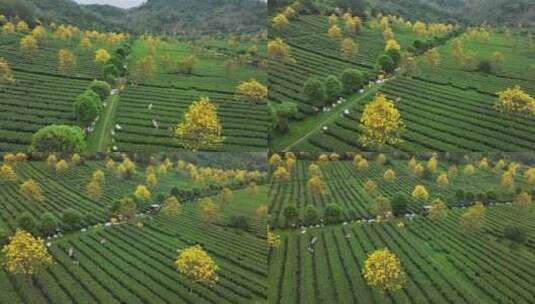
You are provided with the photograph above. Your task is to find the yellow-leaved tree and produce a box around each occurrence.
[175,245,219,289]
[20,35,38,54]
[86,179,102,200]
[356,158,369,172]
[134,185,151,201]
[412,185,429,201]
[328,25,342,39]
[328,14,338,26]
[162,196,181,217]
[360,94,404,147]
[268,38,295,63]
[16,21,29,32]
[429,198,448,220]
[267,227,281,249]
[248,181,257,196]
[494,85,535,119]
[2,22,15,34]
[199,197,219,224]
[384,168,396,182]
[273,166,290,181]
[55,159,69,173]
[340,38,358,59]
[117,157,136,179]
[20,179,44,202]
[272,13,289,31]
[363,248,405,292]
[308,163,321,176]
[269,153,282,167]
[2,229,53,286]
[234,79,268,103]
[219,187,233,205]
[307,175,326,195]
[94,48,111,64]
[58,48,77,73]
[463,164,475,176]
[0,164,17,182]
[364,179,378,196]
[174,97,223,151]
[436,173,449,188]
[0,57,15,83]
[385,39,401,52]
[146,172,158,188]
[525,167,535,188]
[460,202,485,233]
[427,156,438,174]
[500,170,514,190]
[135,55,154,83]
[425,48,441,69]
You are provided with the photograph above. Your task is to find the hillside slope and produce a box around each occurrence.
[1,0,266,34]
[369,0,535,25]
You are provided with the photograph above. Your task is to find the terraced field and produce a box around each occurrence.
[268,155,535,303]
[269,205,535,304]
[0,155,268,303]
[0,28,269,153]
[114,85,269,152]
[0,32,105,152]
[268,156,531,227]
[270,15,535,152]
[297,77,535,152]
[268,15,383,117]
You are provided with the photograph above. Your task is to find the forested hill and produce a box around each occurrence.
[0,0,267,34]
[368,0,535,26]
[269,0,535,26]
[122,0,267,35]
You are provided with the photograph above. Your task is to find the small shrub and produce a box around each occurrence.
[377,54,395,73]
[229,215,250,230]
[324,75,342,101]
[325,203,343,223]
[40,212,59,236]
[304,205,319,224]
[303,77,326,106]
[62,209,82,230]
[74,89,102,125]
[340,69,364,93]
[504,225,527,244]
[283,206,298,224]
[391,192,409,217]
[31,125,86,153]
[17,212,37,235]
[89,80,111,100]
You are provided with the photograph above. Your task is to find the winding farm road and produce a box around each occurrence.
[281,82,384,152]
[87,94,120,152]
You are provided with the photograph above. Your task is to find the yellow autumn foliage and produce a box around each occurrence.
[175,245,218,286]
[363,248,405,292]
[2,229,53,276]
[360,94,404,147]
[174,97,223,151]
[234,79,268,103]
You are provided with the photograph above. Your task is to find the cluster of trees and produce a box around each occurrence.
[303,69,366,108]
[74,80,111,126]
[282,203,344,226]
